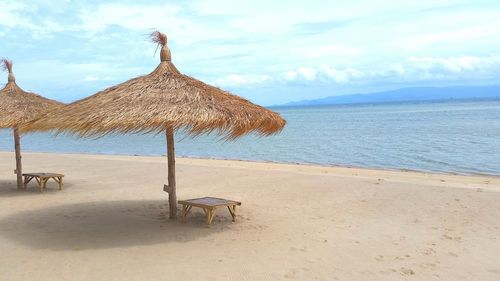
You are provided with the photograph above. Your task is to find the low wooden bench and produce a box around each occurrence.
[178,197,241,226]
[22,173,64,192]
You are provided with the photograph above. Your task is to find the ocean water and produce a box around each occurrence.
[1,99,500,175]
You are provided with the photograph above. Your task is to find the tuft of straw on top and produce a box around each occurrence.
[1,58,13,73]
[150,31,171,62]
[2,58,15,82]
[150,31,167,46]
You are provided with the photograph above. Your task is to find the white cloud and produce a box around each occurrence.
[284,67,317,81]
[408,56,500,73]
[303,45,362,58]
[213,74,271,87]
[399,21,500,51]
[297,67,317,80]
[283,66,363,83]
[0,2,65,36]
[279,55,500,85]
[83,75,113,82]
[376,55,500,82]
[83,75,99,81]
[0,2,31,28]
[320,65,364,83]
[76,3,234,45]
[79,3,182,32]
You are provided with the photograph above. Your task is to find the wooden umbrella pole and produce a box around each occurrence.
[13,127,23,190]
[166,126,177,219]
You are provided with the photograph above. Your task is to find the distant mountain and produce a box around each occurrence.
[279,85,500,107]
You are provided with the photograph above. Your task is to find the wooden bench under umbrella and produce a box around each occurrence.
[179,197,242,226]
[22,172,64,192]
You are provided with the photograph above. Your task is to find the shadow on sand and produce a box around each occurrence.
[0,179,74,197]
[0,200,232,251]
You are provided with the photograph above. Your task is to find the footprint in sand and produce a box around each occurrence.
[441,234,453,240]
[400,267,415,276]
[422,248,436,255]
[441,234,462,241]
[176,235,186,242]
[420,262,437,269]
[284,269,297,279]
[379,269,394,275]
[375,255,384,261]
[290,246,308,252]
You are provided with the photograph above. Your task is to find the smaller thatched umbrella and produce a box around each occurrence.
[21,31,286,218]
[0,59,64,189]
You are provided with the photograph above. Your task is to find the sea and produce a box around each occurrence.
[1,99,500,176]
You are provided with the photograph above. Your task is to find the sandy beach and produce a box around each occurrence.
[0,151,499,280]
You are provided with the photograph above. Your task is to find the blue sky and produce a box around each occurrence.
[1,0,500,106]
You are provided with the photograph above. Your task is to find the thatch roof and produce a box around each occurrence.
[0,59,64,128]
[21,31,286,139]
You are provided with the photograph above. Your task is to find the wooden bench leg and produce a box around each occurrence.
[34,177,42,192]
[41,178,48,192]
[24,176,34,190]
[206,208,216,226]
[54,176,63,190]
[180,205,186,223]
[180,205,192,223]
[23,176,29,190]
[227,205,237,222]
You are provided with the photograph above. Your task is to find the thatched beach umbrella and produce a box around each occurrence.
[1,59,64,189]
[21,31,286,218]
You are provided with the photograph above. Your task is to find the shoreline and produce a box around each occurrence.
[1,151,499,194]
[1,149,500,179]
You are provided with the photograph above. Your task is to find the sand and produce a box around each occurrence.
[0,151,499,281]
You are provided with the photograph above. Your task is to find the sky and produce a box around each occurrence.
[1,0,500,106]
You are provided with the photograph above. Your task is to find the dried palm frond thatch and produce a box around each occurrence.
[0,59,63,128]
[1,59,64,189]
[21,31,286,218]
[21,33,285,139]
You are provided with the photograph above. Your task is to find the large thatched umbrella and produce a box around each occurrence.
[21,31,286,218]
[1,59,64,189]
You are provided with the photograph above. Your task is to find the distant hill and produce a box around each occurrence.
[279,85,500,107]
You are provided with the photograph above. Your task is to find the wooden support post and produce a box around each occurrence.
[13,127,23,190]
[166,126,177,219]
